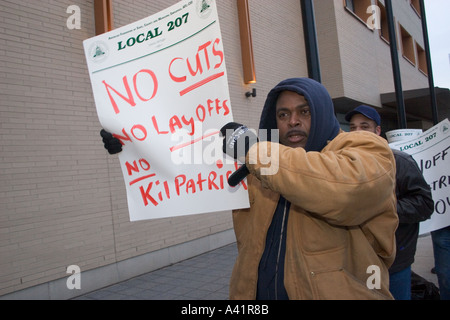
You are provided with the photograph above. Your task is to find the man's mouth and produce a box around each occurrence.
[286,130,307,143]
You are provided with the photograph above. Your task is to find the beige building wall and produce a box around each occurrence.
[387,0,428,92]
[314,0,345,99]
[0,0,307,298]
[315,0,429,110]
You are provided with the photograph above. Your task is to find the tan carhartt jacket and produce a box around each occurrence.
[229,131,398,300]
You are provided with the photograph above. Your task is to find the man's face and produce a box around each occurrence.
[349,113,381,136]
[276,91,311,149]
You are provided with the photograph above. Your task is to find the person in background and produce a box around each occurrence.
[431,226,450,300]
[346,105,434,300]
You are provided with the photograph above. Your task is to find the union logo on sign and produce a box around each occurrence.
[88,41,109,63]
[196,0,213,19]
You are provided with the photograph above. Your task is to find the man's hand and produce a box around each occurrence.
[220,122,258,163]
[100,129,123,155]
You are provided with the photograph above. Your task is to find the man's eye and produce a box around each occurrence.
[300,109,311,118]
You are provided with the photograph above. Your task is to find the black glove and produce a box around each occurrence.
[220,122,258,162]
[100,129,123,155]
[220,122,258,187]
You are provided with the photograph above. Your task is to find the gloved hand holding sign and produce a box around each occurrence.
[100,129,123,155]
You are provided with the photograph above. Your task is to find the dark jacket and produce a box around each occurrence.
[390,149,434,273]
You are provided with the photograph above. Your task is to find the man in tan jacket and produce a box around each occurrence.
[221,78,398,300]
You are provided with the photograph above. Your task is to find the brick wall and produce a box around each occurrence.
[0,0,118,295]
[0,0,308,297]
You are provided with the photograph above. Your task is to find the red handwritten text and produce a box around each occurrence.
[102,69,159,114]
[137,161,246,207]
[169,38,224,96]
[112,97,229,145]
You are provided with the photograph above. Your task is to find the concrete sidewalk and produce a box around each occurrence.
[411,234,439,286]
[74,234,438,300]
[75,241,237,300]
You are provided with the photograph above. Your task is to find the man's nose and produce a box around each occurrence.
[289,114,301,127]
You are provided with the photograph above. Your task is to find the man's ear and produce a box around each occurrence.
[376,126,382,136]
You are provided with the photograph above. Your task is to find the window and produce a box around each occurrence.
[377,1,389,43]
[399,24,416,65]
[345,0,355,12]
[345,0,374,27]
[416,42,428,75]
[410,0,422,17]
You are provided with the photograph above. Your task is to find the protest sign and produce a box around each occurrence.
[386,128,422,143]
[389,119,450,234]
[83,0,249,221]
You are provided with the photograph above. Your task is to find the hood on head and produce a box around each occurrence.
[259,77,340,152]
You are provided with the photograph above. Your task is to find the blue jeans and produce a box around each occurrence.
[389,266,411,300]
[432,226,450,300]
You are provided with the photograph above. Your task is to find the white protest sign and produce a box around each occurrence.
[385,128,422,143]
[389,119,450,234]
[83,0,249,221]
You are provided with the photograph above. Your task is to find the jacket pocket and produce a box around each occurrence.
[310,268,389,300]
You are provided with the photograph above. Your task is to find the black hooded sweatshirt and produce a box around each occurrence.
[256,78,341,300]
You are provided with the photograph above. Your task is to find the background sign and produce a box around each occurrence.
[84,0,249,221]
[386,128,423,143]
[389,119,450,234]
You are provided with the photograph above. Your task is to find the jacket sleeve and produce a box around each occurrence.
[393,150,434,224]
[245,131,397,227]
